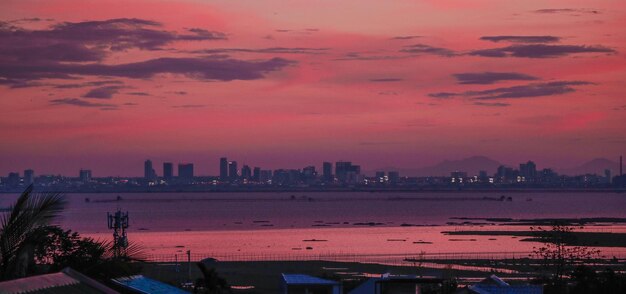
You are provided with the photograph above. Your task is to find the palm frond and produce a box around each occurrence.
[0,185,66,279]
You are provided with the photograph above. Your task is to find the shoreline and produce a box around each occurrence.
[2,188,625,194]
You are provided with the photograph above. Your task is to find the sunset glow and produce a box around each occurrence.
[1,0,625,176]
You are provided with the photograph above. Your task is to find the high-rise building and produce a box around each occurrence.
[163,162,173,179]
[7,172,20,187]
[253,167,261,182]
[228,161,238,180]
[388,171,399,184]
[220,157,229,180]
[178,163,194,179]
[79,169,92,182]
[144,160,156,180]
[24,169,34,185]
[323,162,333,182]
[479,170,488,182]
[520,161,537,180]
[259,170,272,183]
[241,165,252,180]
[335,161,360,183]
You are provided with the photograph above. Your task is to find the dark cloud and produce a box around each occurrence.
[50,98,117,109]
[0,19,259,87]
[172,104,205,108]
[428,92,458,99]
[335,52,409,61]
[469,81,592,100]
[0,18,226,63]
[480,35,560,43]
[534,8,600,15]
[428,81,591,102]
[369,78,403,82]
[195,47,329,55]
[473,102,510,107]
[124,102,139,106]
[0,56,293,83]
[54,80,124,89]
[453,72,538,84]
[469,44,615,58]
[83,86,124,99]
[127,92,150,96]
[613,105,626,111]
[400,44,456,57]
[391,35,421,40]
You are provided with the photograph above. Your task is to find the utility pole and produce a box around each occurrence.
[187,250,192,282]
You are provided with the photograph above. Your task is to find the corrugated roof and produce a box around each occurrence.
[112,275,190,294]
[282,274,339,285]
[0,268,118,294]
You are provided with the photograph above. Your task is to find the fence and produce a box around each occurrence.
[144,250,626,265]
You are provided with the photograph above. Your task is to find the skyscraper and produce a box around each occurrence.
[220,157,229,180]
[229,161,238,180]
[79,169,92,182]
[323,162,333,182]
[520,161,537,180]
[24,169,34,185]
[241,165,252,180]
[163,162,173,179]
[335,161,360,183]
[144,160,156,180]
[178,163,194,179]
[7,172,20,188]
[253,167,261,182]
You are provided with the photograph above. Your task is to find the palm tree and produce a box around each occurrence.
[0,185,65,280]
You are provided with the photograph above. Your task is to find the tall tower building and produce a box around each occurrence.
[23,169,34,185]
[79,169,92,182]
[241,165,252,180]
[178,163,194,180]
[323,162,333,182]
[163,162,173,179]
[220,157,229,180]
[144,160,156,180]
[229,161,238,180]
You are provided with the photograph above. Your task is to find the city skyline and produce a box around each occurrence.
[1,1,625,176]
[3,155,623,178]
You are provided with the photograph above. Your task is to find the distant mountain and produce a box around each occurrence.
[558,158,620,176]
[372,156,503,177]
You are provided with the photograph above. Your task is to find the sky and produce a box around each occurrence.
[0,0,625,177]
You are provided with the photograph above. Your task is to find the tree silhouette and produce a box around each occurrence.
[0,185,65,280]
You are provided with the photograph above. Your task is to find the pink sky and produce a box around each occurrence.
[0,0,625,176]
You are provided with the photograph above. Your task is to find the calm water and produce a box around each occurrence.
[2,192,625,257]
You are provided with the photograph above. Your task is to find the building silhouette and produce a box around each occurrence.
[241,165,252,180]
[335,161,360,183]
[79,169,92,182]
[144,160,156,180]
[163,162,173,180]
[7,172,19,188]
[23,169,34,185]
[178,163,194,180]
[323,162,333,182]
[228,161,238,180]
[220,157,229,180]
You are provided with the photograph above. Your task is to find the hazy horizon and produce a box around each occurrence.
[1,1,625,177]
